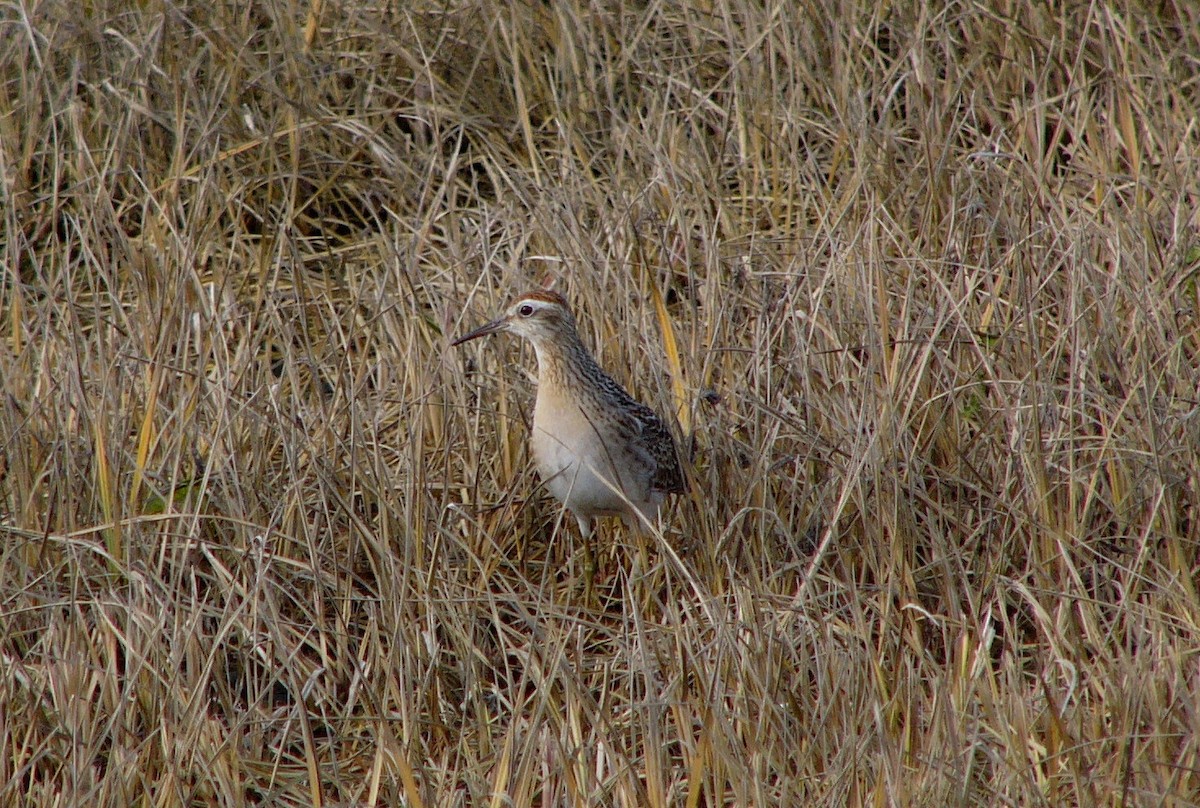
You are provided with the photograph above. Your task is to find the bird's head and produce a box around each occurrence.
[451,290,577,348]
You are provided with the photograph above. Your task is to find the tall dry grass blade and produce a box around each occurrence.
[304,0,325,51]
[92,420,120,565]
[648,280,688,435]
[130,363,160,514]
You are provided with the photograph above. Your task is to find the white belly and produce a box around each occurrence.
[530,395,658,523]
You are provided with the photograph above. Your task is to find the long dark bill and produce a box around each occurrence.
[451,317,507,346]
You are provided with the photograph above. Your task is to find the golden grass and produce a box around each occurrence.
[2,0,1199,804]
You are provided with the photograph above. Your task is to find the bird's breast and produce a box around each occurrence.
[530,388,594,474]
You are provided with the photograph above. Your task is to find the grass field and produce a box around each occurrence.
[3,1,1200,805]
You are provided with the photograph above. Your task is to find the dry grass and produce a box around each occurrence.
[2,0,1199,805]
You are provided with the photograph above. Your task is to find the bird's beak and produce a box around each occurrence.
[451,316,508,346]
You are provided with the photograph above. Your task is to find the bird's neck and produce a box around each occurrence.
[531,329,598,390]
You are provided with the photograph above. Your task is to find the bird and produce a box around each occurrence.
[452,289,688,550]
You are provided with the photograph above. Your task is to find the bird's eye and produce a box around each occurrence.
[518,304,535,317]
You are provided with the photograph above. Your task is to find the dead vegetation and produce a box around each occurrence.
[2,0,1199,805]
